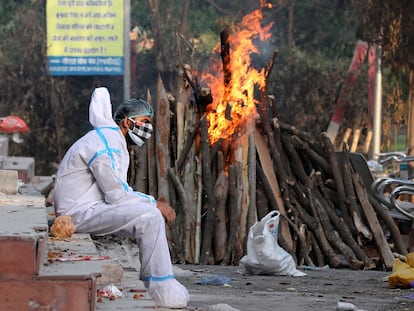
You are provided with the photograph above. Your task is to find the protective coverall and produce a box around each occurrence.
[54,87,189,308]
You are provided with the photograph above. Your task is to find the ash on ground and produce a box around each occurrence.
[91,235,141,272]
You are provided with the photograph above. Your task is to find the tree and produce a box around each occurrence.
[0,0,380,175]
[352,1,414,159]
[268,0,361,137]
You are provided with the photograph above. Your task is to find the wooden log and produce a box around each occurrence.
[352,173,395,270]
[209,136,223,162]
[155,74,171,203]
[167,168,185,263]
[181,102,198,263]
[341,146,372,240]
[310,232,325,267]
[168,93,177,164]
[176,116,201,175]
[289,194,318,232]
[368,195,407,255]
[231,129,250,264]
[255,127,293,250]
[280,131,309,185]
[147,89,158,197]
[278,120,324,154]
[195,156,202,263]
[273,118,293,181]
[199,116,216,264]
[155,74,172,250]
[283,213,313,266]
[220,26,232,87]
[195,84,213,108]
[299,223,314,266]
[364,129,373,154]
[261,115,293,221]
[320,132,352,230]
[290,135,331,174]
[350,128,361,152]
[227,163,243,265]
[167,167,192,263]
[256,176,270,220]
[176,64,191,161]
[214,169,228,263]
[307,187,342,268]
[223,164,239,265]
[315,173,374,268]
[313,192,364,270]
[248,127,257,230]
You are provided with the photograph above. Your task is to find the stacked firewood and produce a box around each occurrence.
[128,70,407,272]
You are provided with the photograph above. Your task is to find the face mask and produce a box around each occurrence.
[127,119,153,146]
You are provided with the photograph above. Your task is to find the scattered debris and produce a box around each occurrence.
[194,275,232,286]
[50,215,76,238]
[97,284,123,299]
[205,303,240,311]
[335,301,367,311]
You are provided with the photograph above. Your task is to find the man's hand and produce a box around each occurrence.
[156,201,176,226]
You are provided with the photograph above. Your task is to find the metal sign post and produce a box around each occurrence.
[123,0,131,101]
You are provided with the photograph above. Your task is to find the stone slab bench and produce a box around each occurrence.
[0,195,106,311]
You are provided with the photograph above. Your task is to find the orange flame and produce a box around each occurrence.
[201,8,273,145]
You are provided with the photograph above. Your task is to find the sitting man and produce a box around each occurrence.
[54,86,189,308]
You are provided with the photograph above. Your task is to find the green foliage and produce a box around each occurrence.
[288,0,357,57]
[352,0,414,70]
[267,0,362,135]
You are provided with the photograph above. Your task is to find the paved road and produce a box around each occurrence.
[95,262,414,311]
[93,236,414,311]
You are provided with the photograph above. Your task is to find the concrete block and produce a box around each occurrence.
[0,136,8,157]
[1,156,35,183]
[0,169,18,194]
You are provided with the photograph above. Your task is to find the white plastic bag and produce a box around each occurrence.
[239,211,306,277]
[97,284,123,298]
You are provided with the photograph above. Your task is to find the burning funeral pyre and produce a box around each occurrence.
[130,3,407,272]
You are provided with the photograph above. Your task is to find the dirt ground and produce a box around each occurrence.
[93,236,414,311]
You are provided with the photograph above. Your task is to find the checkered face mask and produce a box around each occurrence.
[127,119,153,146]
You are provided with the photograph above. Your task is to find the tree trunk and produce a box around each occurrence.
[147,0,165,72]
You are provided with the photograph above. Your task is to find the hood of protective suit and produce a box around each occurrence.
[89,87,118,128]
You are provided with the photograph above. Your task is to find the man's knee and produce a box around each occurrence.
[147,207,165,226]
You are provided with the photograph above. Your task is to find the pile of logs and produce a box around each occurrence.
[128,70,408,272]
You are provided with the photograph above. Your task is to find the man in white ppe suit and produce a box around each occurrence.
[54,87,189,308]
